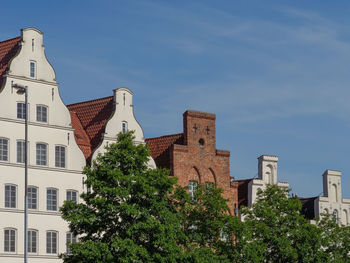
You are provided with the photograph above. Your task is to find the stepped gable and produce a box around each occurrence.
[145,133,184,169]
[68,96,114,160]
[0,36,21,88]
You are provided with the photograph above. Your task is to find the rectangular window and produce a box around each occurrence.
[17,102,26,119]
[66,190,77,203]
[66,232,77,254]
[28,230,37,253]
[122,121,128,134]
[47,188,57,211]
[46,231,57,254]
[28,187,38,210]
[30,61,36,78]
[4,229,16,252]
[55,146,66,168]
[36,143,47,166]
[0,138,9,161]
[5,185,16,208]
[17,140,26,163]
[36,105,47,123]
[189,181,198,200]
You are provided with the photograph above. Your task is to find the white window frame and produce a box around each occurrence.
[36,143,48,166]
[16,101,26,120]
[121,121,128,134]
[66,190,78,204]
[55,145,66,168]
[30,60,36,79]
[66,232,77,254]
[28,186,38,210]
[47,188,58,211]
[28,229,38,254]
[16,140,28,164]
[4,228,17,253]
[189,181,198,200]
[36,105,48,123]
[46,231,58,254]
[4,184,17,208]
[0,138,9,162]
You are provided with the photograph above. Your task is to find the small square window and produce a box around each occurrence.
[17,102,26,119]
[36,105,48,123]
[30,61,36,78]
[66,190,77,203]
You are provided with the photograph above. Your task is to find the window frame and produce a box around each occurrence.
[66,189,78,204]
[55,145,66,168]
[16,140,28,164]
[16,101,26,120]
[4,228,17,253]
[66,232,77,254]
[189,180,198,200]
[36,142,48,166]
[0,137,9,162]
[121,121,128,134]
[28,186,38,210]
[30,60,36,79]
[46,188,58,211]
[28,229,38,254]
[46,230,58,254]
[36,105,48,123]
[4,184,17,209]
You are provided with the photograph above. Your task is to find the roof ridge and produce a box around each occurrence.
[67,95,113,108]
[145,133,183,141]
[0,36,21,44]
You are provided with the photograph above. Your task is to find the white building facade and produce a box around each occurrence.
[0,28,154,262]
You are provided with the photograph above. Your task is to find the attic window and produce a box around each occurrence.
[30,61,36,78]
[199,138,205,148]
[122,121,128,134]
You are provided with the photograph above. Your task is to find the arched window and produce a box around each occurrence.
[332,184,338,202]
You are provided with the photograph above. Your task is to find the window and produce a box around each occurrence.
[28,187,38,210]
[0,138,9,161]
[30,61,36,78]
[55,146,66,168]
[66,190,77,203]
[66,232,77,254]
[5,185,16,208]
[36,143,47,166]
[122,121,128,134]
[36,105,47,123]
[28,230,37,253]
[46,231,57,254]
[47,188,58,211]
[4,228,16,252]
[17,140,26,163]
[333,210,338,223]
[17,102,26,119]
[189,181,197,200]
[205,182,214,189]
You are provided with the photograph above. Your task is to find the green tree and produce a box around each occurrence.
[241,185,327,263]
[60,131,186,263]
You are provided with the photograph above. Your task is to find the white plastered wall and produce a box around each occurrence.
[0,28,86,262]
[91,88,156,168]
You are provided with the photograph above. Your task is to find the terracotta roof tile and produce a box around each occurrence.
[0,36,21,88]
[68,96,114,160]
[145,133,184,169]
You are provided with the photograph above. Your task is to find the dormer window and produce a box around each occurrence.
[122,121,128,134]
[30,61,36,78]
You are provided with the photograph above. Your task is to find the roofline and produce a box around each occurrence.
[145,133,184,141]
[67,95,113,107]
[0,36,21,44]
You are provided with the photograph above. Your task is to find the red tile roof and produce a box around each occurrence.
[0,36,21,88]
[68,96,114,160]
[145,133,184,169]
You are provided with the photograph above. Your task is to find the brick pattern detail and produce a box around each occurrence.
[147,110,238,215]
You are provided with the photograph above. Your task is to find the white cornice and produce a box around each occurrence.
[0,208,61,216]
[5,74,58,86]
[0,162,82,174]
[0,117,74,132]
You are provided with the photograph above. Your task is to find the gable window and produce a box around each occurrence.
[55,146,66,168]
[17,102,26,119]
[122,121,128,134]
[46,231,58,254]
[17,140,26,163]
[5,184,17,208]
[47,188,58,211]
[36,105,48,123]
[0,138,9,161]
[4,228,16,252]
[30,61,36,78]
[66,190,77,203]
[36,143,47,166]
[28,229,37,253]
[28,187,38,210]
[189,181,198,200]
[66,232,77,254]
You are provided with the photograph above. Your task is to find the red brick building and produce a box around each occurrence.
[146,110,238,215]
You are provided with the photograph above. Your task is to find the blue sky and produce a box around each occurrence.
[2,0,350,197]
